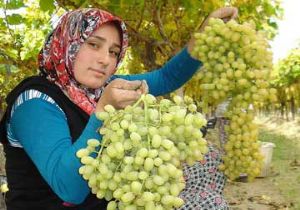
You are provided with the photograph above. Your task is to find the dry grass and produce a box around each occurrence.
[255,115,300,140]
[255,115,300,209]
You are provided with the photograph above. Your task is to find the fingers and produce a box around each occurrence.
[110,79,149,94]
[110,78,142,90]
[211,7,238,21]
[231,7,239,19]
[119,100,140,109]
[98,79,150,111]
[118,88,141,100]
[137,80,149,95]
[222,8,238,22]
[112,89,141,109]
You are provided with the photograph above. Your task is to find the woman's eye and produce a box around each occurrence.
[88,42,99,49]
[110,50,120,58]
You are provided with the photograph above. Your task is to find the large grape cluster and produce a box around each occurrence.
[76,94,208,209]
[187,18,277,180]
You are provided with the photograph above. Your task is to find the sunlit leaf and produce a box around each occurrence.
[39,0,55,12]
[5,0,24,9]
[0,0,284,110]
[6,13,24,25]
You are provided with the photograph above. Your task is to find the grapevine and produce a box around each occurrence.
[76,94,208,209]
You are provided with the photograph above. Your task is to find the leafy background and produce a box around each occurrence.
[0,0,283,114]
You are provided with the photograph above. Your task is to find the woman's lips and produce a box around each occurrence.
[90,68,106,76]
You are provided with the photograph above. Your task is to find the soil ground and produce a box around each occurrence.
[224,176,293,210]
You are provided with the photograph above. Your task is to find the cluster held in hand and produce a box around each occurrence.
[187,18,277,180]
[76,94,208,209]
[190,18,276,109]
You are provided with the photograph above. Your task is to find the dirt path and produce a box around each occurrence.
[225,177,291,210]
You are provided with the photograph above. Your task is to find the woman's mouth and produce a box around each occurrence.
[90,68,106,76]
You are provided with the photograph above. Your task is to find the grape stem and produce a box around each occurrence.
[132,94,145,108]
[115,160,123,172]
[97,138,108,158]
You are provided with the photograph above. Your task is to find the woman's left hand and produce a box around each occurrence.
[187,7,238,57]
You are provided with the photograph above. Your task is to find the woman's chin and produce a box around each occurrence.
[89,81,106,89]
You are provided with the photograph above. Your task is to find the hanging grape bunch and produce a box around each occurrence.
[187,18,277,180]
[76,94,208,209]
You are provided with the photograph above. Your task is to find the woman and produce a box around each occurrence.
[0,7,237,210]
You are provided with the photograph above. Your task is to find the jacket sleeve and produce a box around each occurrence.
[9,97,101,204]
[115,47,202,96]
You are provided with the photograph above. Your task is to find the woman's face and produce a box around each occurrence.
[73,22,121,89]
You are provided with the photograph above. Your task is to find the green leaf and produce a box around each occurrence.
[0,18,5,27]
[264,2,276,16]
[268,20,278,30]
[5,0,24,9]
[0,65,6,74]
[6,13,24,25]
[39,0,55,12]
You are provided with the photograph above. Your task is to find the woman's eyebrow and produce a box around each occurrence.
[89,35,121,49]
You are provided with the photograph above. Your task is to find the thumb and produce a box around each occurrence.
[137,80,149,94]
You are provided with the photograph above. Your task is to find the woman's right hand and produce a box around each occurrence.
[95,78,147,112]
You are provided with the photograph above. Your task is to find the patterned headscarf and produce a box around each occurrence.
[38,8,128,115]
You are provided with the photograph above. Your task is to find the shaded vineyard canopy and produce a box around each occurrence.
[0,0,283,112]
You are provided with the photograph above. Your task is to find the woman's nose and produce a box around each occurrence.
[96,50,110,66]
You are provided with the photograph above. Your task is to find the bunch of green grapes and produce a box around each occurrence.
[76,94,208,209]
[217,107,263,180]
[189,18,276,109]
[187,18,277,180]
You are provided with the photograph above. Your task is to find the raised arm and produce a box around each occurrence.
[115,47,201,96]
